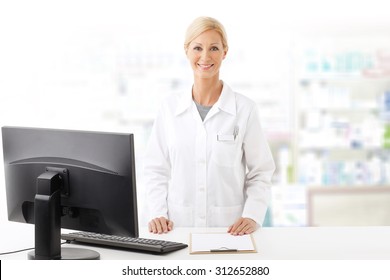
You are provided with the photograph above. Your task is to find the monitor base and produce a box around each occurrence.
[27,247,100,260]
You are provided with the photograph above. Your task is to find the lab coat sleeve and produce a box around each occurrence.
[242,104,276,226]
[143,105,171,221]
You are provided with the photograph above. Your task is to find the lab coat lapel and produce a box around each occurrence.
[176,82,237,123]
[175,90,193,117]
[174,87,204,128]
[203,82,236,123]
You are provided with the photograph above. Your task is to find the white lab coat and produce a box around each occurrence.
[143,81,275,227]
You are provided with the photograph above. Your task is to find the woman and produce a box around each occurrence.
[144,16,275,235]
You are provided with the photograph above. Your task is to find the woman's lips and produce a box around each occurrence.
[197,63,214,70]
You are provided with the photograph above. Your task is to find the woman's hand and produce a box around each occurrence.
[227,217,257,235]
[148,217,174,234]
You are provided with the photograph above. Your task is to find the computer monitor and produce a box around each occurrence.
[1,126,138,259]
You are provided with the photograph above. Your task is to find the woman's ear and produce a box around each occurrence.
[223,48,228,59]
[184,46,188,57]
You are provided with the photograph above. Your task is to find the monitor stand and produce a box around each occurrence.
[27,170,100,260]
[28,248,100,260]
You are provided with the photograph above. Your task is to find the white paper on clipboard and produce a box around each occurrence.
[190,233,256,254]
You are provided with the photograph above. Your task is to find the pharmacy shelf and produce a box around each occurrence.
[292,35,390,187]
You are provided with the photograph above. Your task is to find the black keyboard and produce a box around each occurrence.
[61,232,188,254]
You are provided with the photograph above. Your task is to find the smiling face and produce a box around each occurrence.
[186,29,227,80]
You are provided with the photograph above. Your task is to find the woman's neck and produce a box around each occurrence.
[192,76,223,106]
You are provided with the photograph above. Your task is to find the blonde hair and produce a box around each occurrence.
[184,16,228,52]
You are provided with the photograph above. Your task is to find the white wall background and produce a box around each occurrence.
[1,0,390,236]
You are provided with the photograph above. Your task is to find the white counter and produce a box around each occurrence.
[1,224,390,260]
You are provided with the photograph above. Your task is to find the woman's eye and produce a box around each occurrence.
[194,46,202,51]
[211,46,219,51]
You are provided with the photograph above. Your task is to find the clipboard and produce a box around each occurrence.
[189,233,257,254]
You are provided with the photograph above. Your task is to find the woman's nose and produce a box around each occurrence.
[200,50,210,59]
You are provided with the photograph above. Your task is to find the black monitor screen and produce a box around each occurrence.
[2,126,138,259]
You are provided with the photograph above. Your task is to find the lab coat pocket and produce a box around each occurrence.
[210,205,243,227]
[167,202,193,227]
[212,135,241,167]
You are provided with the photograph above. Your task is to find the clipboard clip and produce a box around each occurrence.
[210,247,238,253]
